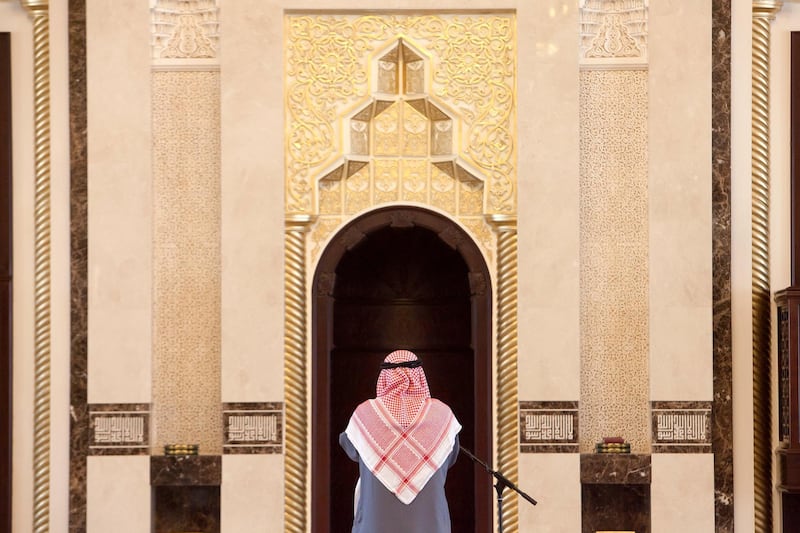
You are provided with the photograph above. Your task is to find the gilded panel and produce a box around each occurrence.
[430,165,456,213]
[284,13,516,214]
[459,172,484,216]
[374,159,400,205]
[400,159,428,203]
[373,102,400,156]
[319,173,342,215]
[344,165,371,214]
[401,102,429,156]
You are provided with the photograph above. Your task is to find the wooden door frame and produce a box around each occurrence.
[311,205,492,533]
[0,31,12,533]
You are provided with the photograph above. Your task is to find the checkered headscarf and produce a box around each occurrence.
[344,350,461,504]
[375,349,431,427]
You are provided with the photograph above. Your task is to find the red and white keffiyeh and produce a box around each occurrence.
[345,350,461,504]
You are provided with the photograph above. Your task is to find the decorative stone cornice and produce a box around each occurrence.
[487,214,517,233]
[18,0,48,13]
[151,0,219,70]
[753,0,784,17]
[579,0,648,70]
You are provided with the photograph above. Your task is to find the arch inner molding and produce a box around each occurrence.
[282,11,518,532]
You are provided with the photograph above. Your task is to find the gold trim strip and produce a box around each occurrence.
[19,2,51,532]
[752,2,782,532]
[489,215,519,533]
[284,215,313,533]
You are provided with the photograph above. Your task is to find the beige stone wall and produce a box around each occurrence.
[87,0,152,404]
[648,0,712,403]
[516,0,580,404]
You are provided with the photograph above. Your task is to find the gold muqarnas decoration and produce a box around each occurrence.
[285,14,516,215]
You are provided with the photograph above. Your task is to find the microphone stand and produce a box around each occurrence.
[459,445,537,533]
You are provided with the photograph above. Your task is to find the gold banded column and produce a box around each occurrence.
[284,214,314,533]
[19,1,51,532]
[752,2,783,532]
[488,215,519,533]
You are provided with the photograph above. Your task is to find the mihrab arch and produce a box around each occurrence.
[311,205,492,533]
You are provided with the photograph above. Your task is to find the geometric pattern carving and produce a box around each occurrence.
[308,35,499,266]
[651,401,712,453]
[579,70,650,453]
[223,403,283,454]
[519,401,579,453]
[88,404,151,455]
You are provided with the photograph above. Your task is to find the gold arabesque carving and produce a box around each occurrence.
[285,14,516,215]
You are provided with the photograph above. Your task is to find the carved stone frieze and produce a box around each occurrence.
[580,0,648,69]
[289,16,510,268]
[152,0,219,62]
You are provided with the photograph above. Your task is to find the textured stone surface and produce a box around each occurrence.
[579,69,650,454]
[151,71,222,455]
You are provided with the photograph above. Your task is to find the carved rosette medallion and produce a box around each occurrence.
[579,0,648,69]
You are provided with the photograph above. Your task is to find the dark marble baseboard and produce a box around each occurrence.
[581,454,651,533]
[151,455,221,486]
[153,485,220,533]
[580,453,651,485]
[582,483,650,533]
[151,455,222,533]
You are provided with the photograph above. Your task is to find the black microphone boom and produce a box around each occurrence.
[458,444,537,533]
